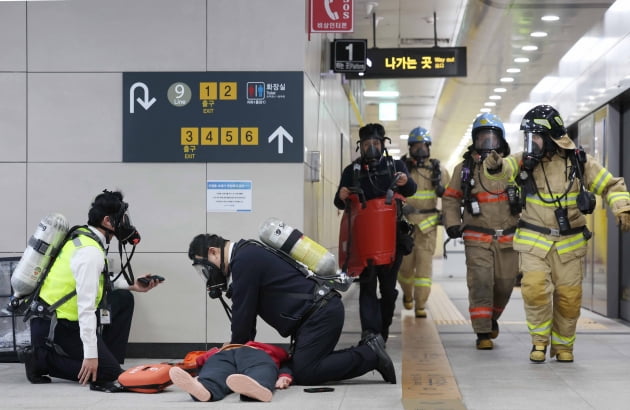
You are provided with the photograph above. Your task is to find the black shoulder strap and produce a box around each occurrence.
[568,148,586,179]
[241,239,312,278]
[429,159,442,183]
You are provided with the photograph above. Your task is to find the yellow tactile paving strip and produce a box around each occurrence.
[425,283,467,325]
[401,284,606,409]
[426,284,607,329]
[401,308,465,409]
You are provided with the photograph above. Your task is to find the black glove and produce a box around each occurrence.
[446,226,462,239]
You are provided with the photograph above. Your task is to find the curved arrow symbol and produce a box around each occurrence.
[268,126,294,154]
[129,82,157,114]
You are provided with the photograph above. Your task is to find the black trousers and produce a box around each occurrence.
[30,289,134,383]
[197,347,278,402]
[358,254,402,341]
[290,295,378,385]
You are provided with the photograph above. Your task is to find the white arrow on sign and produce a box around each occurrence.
[268,126,294,154]
[129,82,157,114]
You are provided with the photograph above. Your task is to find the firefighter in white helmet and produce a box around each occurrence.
[397,126,450,318]
[442,113,520,349]
[514,105,630,363]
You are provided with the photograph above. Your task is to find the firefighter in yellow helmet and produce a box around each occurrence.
[397,126,450,318]
[514,105,630,363]
[442,113,520,349]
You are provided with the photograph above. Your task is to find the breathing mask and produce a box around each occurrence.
[192,257,227,299]
[111,202,141,245]
[359,137,383,168]
[522,132,546,170]
[410,142,430,163]
[474,129,501,161]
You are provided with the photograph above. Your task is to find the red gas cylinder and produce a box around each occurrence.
[338,194,402,277]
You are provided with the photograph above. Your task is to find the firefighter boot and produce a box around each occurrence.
[491,320,499,339]
[415,308,427,318]
[551,346,574,363]
[476,333,493,350]
[403,295,413,310]
[529,345,547,363]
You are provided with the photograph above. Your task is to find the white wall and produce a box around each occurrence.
[0,0,352,346]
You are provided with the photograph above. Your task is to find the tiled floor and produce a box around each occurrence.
[2,253,630,409]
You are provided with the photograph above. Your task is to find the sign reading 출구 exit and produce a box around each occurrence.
[123,72,303,163]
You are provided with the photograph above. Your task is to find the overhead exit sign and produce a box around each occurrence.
[345,47,467,79]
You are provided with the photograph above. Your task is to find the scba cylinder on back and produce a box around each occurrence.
[11,213,69,298]
[259,217,337,277]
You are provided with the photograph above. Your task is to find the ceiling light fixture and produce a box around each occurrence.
[364,90,400,98]
[506,68,521,73]
[514,57,530,63]
[480,108,492,113]
[522,45,538,51]
[489,95,502,100]
[378,102,397,121]
[400,134,409,140]
[541,15,559,22]
[499,77,514,83]
[493,87,507,93]
[530,31,548,38]
[484,102,496,107]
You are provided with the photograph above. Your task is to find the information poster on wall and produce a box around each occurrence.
[206,180,252,213]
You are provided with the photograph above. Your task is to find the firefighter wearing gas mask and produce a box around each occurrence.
[25,190,161,391]
[334,123,416,342]
[442,113,520,350]
[397,126,450,318]
[513,105,630,363]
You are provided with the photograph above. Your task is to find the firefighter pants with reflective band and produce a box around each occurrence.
[520,248,583,352]
[465,242,518,334]
[397,226,436,309]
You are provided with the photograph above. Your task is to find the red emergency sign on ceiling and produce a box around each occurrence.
[310,0,354,33]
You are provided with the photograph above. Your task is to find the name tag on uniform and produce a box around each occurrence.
[99,308,111,325]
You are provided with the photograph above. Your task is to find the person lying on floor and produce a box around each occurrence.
[169,341,292,402]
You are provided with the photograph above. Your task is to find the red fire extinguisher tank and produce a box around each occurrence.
[338,194,401,277]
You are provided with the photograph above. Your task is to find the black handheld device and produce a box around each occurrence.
[137,275,165,286]
[304,387,335,393]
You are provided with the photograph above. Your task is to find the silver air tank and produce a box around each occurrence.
[11,213,69,298]
[258,217,337,277]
